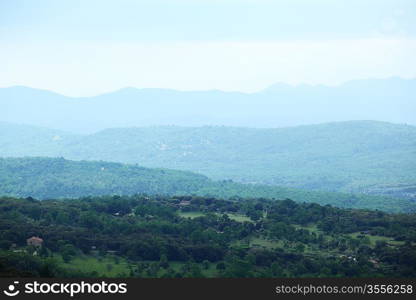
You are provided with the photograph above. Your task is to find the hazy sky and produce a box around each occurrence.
[1,0,415,96]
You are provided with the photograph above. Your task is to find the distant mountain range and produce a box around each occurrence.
[1,120,415,201]
[1,77,415,133]
[0,157,413,213]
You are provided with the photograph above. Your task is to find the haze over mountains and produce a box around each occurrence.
[1,120,415,202]
[1,77,415,133]
[1,76,415,208]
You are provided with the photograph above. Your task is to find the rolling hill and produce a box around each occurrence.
[1,121,415,201]
[0,157,414,213]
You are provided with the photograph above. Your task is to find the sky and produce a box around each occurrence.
[1,0,415,96]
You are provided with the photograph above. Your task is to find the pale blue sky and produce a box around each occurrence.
[1,0,415,96]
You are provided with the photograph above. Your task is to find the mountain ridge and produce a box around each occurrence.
[1,77,415,133]
[3,76,414,98]
[1,120,415,201]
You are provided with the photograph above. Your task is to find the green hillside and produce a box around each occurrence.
[0,195,415,278]
[0,121,415,200]
[0,122,69,157]
[0,157,414,213]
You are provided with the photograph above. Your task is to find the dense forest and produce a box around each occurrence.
[0,195,415,278]
[0,157,414,213]
[1,121,415,201]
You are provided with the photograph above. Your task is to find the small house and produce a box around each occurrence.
[27,236,43,247]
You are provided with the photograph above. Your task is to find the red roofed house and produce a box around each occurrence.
[27,236,43,247]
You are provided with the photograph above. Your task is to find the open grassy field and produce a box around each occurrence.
[225,213,253,223]
[249,237,284,249]
[233,236,285,250]
[177,211,206,219]
[178,211,253,223]
[55,254,131,277]
[54,253,221,278]
[346,232,405,247]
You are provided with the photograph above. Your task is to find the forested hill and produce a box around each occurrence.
[0,157,415,213]
[1,121,415,201]
[0,157,210,199]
